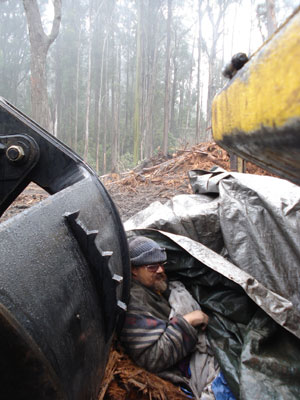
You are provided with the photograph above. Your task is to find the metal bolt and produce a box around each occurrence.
[6,145,25,162]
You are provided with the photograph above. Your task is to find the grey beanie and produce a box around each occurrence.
[129,236,167,266]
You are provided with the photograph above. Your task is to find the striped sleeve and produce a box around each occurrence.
[120,311,198,373]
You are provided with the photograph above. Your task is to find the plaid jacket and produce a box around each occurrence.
[120,280,198,376]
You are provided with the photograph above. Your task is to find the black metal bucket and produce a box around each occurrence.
[0,98,130,399]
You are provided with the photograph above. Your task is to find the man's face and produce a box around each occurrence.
[132,263,168,293]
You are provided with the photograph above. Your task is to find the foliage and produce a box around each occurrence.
[119,152,135,172]
[0,0,298,173]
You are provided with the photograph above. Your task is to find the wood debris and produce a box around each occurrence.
[98,343,189,400]
[102,141,274,221]
[102,142,230,194]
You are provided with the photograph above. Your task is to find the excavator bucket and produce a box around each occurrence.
[0,97,130,399]
[212,7,300,186]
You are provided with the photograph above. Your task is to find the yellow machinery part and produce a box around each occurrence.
[212,7,300,185]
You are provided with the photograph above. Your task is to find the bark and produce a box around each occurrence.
[170,30,177,135]
[163,0,172,155]
[74,27,81,153]
[144,0,161,159]
[23,0,62,132]
[125,45,130,143]
[111,34,120,172]
[186,36,195,131]
[115,45,121,169]
[177,83,184,131]
[133,0,142,164]
[205,0,230,138]
[84,0,93,161]
[200,80,203,140]
[53,39,62,138]
[93,37,101,163]
[145,35,158,159]
[102,37,109,173]
[96,33,107,173]
[141,9,146,161]
[196,0,203,143]
[95,3,112,172]
[111,32,116,171]
[256,4,266,43]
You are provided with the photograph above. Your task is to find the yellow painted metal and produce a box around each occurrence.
[212,7,300,141]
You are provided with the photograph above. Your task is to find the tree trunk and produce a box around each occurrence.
[144,0,161,159]
[114,45,121,170]
[125,45,130,143]
[96,33,107,174]
[102,38,109,174]
[178,83,184,133]
[145,32,158,159]
[248,0,255,54]
[163,0,172,155]
[133,0,142,164]
[54,35,62,139]
[111,33,119,172]
[84,0,93,161]
[170,30,177,136]
[266,0,277,37]
[205,0,225,139]
[186,36,195,131]
[74,27,81,153]
[22,0,62,132]
[196,0,202,143]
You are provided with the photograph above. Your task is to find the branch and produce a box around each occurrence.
[48,0,62,46]
[95,0,105,21]
[17,70,30,88]
[206,2,214,25]
[177,21,196,41]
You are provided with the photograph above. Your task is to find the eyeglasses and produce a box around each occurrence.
[143,262,167,273]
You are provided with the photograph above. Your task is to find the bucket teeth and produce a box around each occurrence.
[64,210,119,340]
[112,274,123,284]
[101,250,113,259]
[117,300,127,311]
[64,210,114,269]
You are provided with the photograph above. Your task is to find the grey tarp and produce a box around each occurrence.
[124,169,300,400]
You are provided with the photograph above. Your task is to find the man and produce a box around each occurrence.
[120,236,219,400]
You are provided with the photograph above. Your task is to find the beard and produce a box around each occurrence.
[152,272,168,293]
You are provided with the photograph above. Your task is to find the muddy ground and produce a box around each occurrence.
[1,142,273,223]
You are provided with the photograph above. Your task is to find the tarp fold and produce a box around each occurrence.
[125,170,300,400]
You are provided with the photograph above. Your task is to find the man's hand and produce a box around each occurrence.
[183,310,209,330]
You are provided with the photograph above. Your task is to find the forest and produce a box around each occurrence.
[0,0,297,174]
